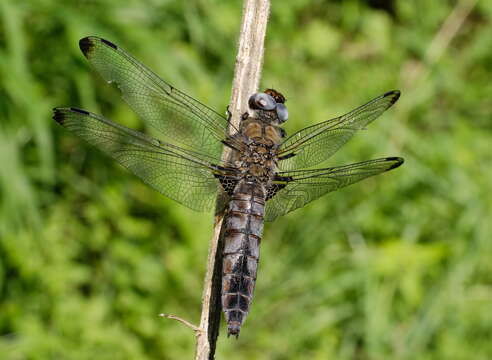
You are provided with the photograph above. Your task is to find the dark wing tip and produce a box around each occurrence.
[384,90,401,105]
[79,36,95,57]
[53,107,91,124]
[385,157,404,170]
[52,108,65,124]
[79,36,118,57]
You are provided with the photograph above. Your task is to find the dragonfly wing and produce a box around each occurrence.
[265,157,404,221]
[79,36,235,161]
[277,91,400,171]
[53,107,230,212]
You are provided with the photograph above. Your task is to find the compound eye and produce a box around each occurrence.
[248,93,276,111]
[275,103,289,123]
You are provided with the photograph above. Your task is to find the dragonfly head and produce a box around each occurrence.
[248,89,289,124]
[248,92,276,111]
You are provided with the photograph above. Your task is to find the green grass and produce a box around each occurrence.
[1,0,491,359]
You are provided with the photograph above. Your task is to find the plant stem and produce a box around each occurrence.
[195,1,270,359]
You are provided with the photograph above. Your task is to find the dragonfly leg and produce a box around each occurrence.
[226,105,232,122]
[241,112,249,121]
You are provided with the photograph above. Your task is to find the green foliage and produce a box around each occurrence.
[1,0,491,359]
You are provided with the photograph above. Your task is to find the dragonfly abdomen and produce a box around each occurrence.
[222,180,265,337]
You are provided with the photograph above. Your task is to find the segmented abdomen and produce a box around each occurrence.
[222,180,265,337]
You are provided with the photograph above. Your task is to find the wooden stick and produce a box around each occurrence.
[195,1,270,359]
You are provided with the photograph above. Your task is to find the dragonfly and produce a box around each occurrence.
[53,36,404,338]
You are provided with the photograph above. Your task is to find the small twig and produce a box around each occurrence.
[194,1,271,360]
[159,313,202,334]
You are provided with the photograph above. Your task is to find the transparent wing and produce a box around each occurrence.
[277,91,400,171]
[79,36,236,161]
[53,107,232,212]
[265,157,404,221]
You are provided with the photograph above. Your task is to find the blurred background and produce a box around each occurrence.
[1,0,491,359]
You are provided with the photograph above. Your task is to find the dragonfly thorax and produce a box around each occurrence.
[235,140,277,183]
[255,109,281,124]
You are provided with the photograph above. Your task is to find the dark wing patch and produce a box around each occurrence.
[265,183,287,201]
[215,174,238,196]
